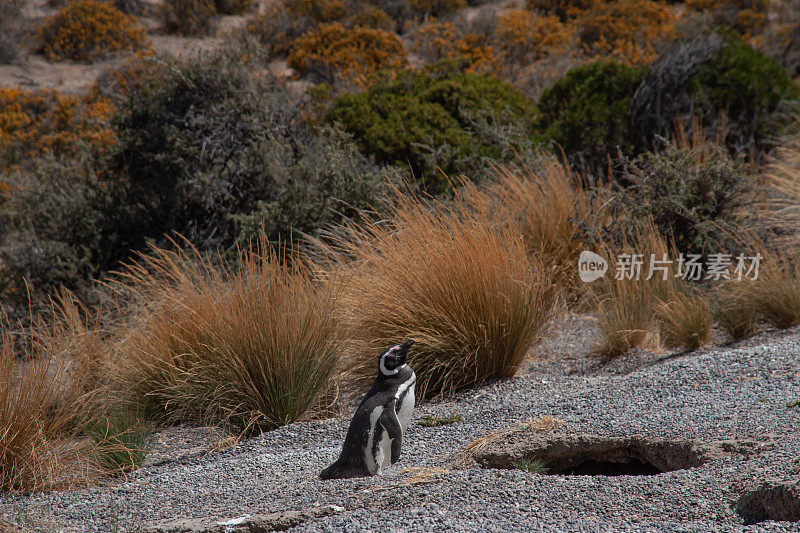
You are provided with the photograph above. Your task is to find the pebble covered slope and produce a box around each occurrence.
[3,321,800,532]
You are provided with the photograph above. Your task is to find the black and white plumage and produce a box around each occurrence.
[320,340,416,480]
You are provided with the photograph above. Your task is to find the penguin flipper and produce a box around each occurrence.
[379,404,403,465]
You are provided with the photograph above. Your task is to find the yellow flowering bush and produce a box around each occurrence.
[36,0,150,62]
[0,87,115,166]
[686,0,769,41]
[494,9,573,64]
[288,22,407,87]
[409,20,496,74]
[575,0,677,65]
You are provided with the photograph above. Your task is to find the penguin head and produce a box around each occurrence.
[378,339,414,376]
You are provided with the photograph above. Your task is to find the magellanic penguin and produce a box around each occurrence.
[320,340,416,480]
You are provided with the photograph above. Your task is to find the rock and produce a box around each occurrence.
[146,505,345,532]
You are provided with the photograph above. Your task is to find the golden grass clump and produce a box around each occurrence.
[590,224,714,358]
[713,286,760,340]
[714,234,800,337]
[0,293,107,492]
[759,135,800,252]
[655,289,712,350]
[327,195,558,399]
[36,0,150,62]
[460,160,591,297]
[109,240,345,432]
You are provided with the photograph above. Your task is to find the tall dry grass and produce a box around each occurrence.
[760,133,800,251]
[656,289,712,350]
[591,224,712,358]
[109,239,345,432]
[0,293,106,492]
[320,195,558,399]
[715,233,800,333]
[459,158,594,299]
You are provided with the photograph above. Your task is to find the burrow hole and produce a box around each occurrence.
[479,436,706,477]
[736,484,800,525]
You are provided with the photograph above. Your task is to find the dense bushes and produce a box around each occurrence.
[288,22,407,86]
[0,50,393,315]
[690,38,799,155]
[631,35,799,158]
[327,69,537,192]
[409,21,495,74]
[493,10,572,65]
[160,0,217,36]
[36,0,150,62]
[538,60,645,175]
[613,141,751,256]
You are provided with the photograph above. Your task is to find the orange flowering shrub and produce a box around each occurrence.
[36,0,150,62]
[409,0,466,19]
[288,22,407,87]
[0,88,115,166]
[409,20,496,74]
[685,0,768,41]
[575,0,677,65]
[287,0,348,21]
[494,9,573,64]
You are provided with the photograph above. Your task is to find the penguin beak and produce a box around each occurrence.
[398,339,414,362]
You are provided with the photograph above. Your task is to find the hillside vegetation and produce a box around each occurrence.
[0,0,799,492]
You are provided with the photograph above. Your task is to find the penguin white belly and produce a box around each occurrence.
[396,382,415,432]
[374,431,392,473]
[364,406,384,475]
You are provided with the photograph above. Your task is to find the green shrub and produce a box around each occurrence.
[612,141,751,256]
[160,0,216,36]
[327,68,537,193]
[690,38,799,156]
[537,60,646,175]
[631,34,798,159]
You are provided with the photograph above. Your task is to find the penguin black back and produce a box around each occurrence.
[320,340,416,480]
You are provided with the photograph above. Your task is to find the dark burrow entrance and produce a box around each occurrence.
[475,435,707,477]
[553,457,663,476]
[736,483,800,525]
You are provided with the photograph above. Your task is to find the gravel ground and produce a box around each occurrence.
[3,317,800,532]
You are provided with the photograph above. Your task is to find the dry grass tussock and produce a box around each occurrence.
[0,293,107,492]
[716,232,800,334]
[760,132,800,251]
[108,238,345,433]
[592,224,712,358]
[318,192,559,399]
[459,158,594,300]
